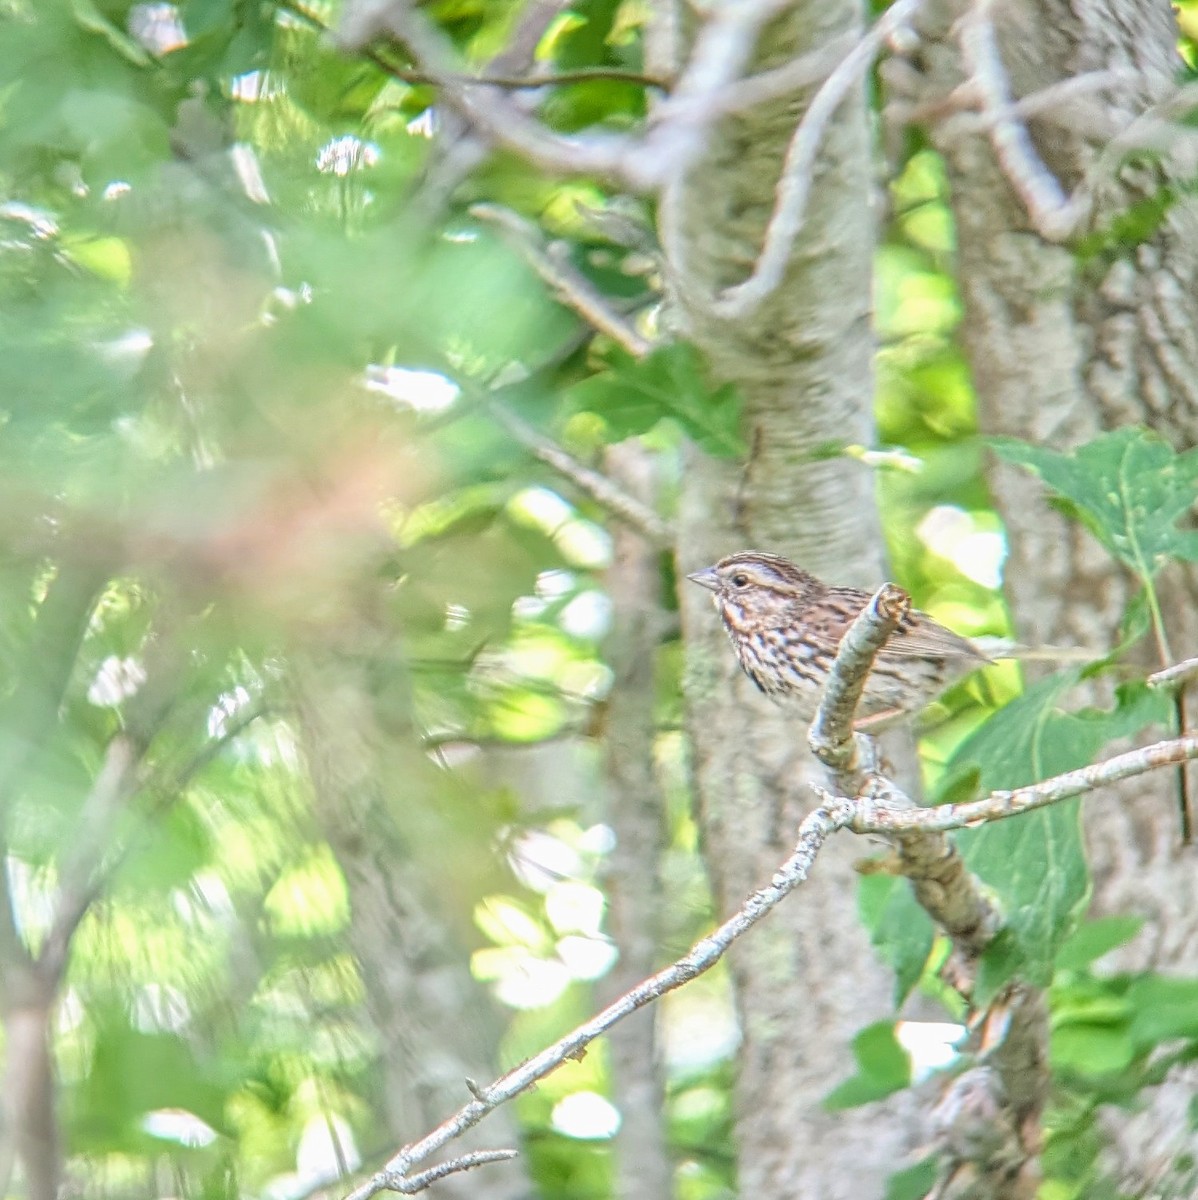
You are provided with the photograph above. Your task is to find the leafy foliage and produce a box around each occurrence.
[565,344,747,456]
[948,676,1171,994]
[992,428,1198,578]
[824,1022,912,1110]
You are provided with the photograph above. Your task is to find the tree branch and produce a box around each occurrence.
[38,735,141,985]
[468,203,653,357]
[385,1149,518,1194]
[847,734,1198,836]
[486,402,674,548]
[806,584,1001,957]
[808,582,909,769]
[341,711,1198,1200]
[342,792,853,1200]
[710,0,926,318]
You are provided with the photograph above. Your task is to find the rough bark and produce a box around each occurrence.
[294,643,529,1200]
[599,445,673,1199]
[904,0,1198,1191]
[665,3,921,1195]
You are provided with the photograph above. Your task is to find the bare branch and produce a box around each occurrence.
[957,0,1080,242]
[805,584,1001,959]
[344,0,800,192]
[340,1,636,183]
[808,583,910,770]
[487,402,674,548]
[38,701,272,977]
[38,735,141,984]
[711,0,926,318]
[282,0,666,90]
[469,203,653,357]
[714,32,857,116]
[385,1149,519,1194]
[343,714,1198,1199]
[847,735,1198,836]
[1148,656,1198,690]
[342,794,852,1200]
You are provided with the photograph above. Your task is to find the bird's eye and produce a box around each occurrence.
[731,573,749,588]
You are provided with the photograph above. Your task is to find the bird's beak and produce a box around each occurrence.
[687,566,720,592]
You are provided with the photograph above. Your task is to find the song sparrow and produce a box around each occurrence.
[687,551,989,729]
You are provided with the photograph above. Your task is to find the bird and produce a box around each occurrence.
[687,550,990,730]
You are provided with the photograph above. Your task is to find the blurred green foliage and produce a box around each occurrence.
[0,1,1192,1198]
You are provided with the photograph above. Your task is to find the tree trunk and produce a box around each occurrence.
[905,0,1198,1190]
[666,3,921,1195]
[294,647,529,1199]
[599,445,673,1199]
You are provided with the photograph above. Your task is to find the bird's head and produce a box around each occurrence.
[686,552,821,631]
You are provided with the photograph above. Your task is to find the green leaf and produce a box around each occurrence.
[991,429,1198,579]
[859,874,935,1005]
[824,1021,911,1110]
[885,1157,940,1200]
[946,675,1170,993]
[70,0,151,66]
[564,343,746,456]
[1055,916,1145,972]
[1127,976,1198,1048]
[1051,1023,1136,1077]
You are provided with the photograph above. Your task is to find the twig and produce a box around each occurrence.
[808,583,910,770]
[343,721,1198,1198]
[620,0,793,183]
[1148,657,1198,690]
[385,1149,519,1194]
[347,0,800,192]
[955,0,1198,242]
[38,735,142,983]
[805,584,1001,958]
[487,402,674,547]
[469,203,653,357]
[844,735,1198,836]
[281,1,667,90]
[711,0,926,318]
[341,794,853,1200]
[43,701,272,954]
[957,0,1079,242]
[341,0,636,183]
[713,32,857,116]
[890,69,1128,137]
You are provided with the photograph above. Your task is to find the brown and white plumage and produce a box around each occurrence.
[687,551,988,727]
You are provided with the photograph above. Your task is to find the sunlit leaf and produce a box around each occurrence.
[992,429,1198,578]
[824,1021,911,1110]
[565,343,746,456]
[945,676,1171,994]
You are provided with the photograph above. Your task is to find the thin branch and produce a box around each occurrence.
[808,583,909,770]
[344,0,798,191]
[341,794,852,1200]
[710,0,926,318]
[845,734,1198,836]
[386,1150,519,1195]
[1148,657,1198,690]
[340,0,636,183]
[957,0,1079,242]
[343,721,1198,1198]
[40,701,271,969]
[713,32,857,116]
[38,735,141,984]
[386,67,667,91]
[344,695,1196,1200]
[486,402,674,548]
[280,0,667,90]
[805,584,1001,958]
[469,203,653,357]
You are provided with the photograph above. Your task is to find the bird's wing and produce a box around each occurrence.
[881,613,990,663]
